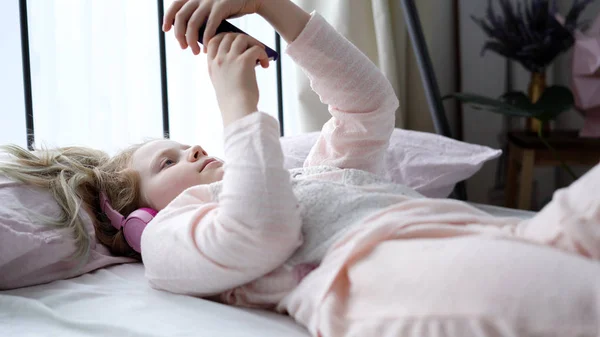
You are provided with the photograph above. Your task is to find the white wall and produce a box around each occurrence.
[0,0,27,148]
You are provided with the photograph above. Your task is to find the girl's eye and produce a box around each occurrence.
[161,159,175,170]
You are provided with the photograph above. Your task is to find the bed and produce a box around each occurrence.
[1,205,535,337]
[1,264,309,337]
[2,1,551,336]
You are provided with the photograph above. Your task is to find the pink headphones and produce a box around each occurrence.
[99,192,157,253]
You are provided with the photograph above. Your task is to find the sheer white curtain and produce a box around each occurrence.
[281,0,456,134]
[0,0,27,148]
[27,0,163,155]
[2,0,278,158]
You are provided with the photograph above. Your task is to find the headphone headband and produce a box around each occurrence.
[99,192,157,253]
[99,192,125,230]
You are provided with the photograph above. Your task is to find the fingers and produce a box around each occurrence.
[174,1,199,49]
[217,33,236,57]
[208,33,270,69]
[207,33,227,61]
[230,34,263,55]
[203,3,227,52]
[163,0,187,32]
[243,45,269,69]
[186,4,211,55]
[230,35,269,68]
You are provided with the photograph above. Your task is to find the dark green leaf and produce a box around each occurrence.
[500,91,534,110]
[531,85,574,122]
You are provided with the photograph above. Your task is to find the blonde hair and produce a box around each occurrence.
[0,143,145,261]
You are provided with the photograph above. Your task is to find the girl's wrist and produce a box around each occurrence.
[220,101,258,127]
[256,0,273,17]
[257,0,310,44]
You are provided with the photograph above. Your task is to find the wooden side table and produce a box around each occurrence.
[505,130,600,210]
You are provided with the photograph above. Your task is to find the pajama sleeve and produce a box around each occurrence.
[141,112,303,296]
[286,13,399,176]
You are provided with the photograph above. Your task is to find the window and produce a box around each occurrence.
[0,0,27,148]
[2,0,280,158]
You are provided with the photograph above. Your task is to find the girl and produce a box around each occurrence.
[2,0,600,336]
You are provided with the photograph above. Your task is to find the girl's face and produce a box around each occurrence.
[131,140,224,210]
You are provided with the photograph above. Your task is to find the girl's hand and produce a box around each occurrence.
[163,0,264,55]
[207,32,269,127]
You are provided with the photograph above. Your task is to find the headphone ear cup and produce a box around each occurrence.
[121,208,157,254]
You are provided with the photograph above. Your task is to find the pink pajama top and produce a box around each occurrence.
[141,12,406,308]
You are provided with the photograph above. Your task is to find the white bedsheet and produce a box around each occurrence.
[1,264,310,337]
[0,204,535,337]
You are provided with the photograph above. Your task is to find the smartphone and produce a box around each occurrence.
[198,20,279,61]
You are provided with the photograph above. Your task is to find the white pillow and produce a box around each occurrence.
[280,129,501,198]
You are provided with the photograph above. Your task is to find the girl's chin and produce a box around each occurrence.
[214,167,225,181]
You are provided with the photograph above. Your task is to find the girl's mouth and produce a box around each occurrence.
[199,158,217,172]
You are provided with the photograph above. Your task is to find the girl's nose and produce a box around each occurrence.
[187,145,206,162]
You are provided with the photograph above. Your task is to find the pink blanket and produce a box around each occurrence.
[279,164,600,336]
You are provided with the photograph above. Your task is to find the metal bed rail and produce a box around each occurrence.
[400,0,468,201]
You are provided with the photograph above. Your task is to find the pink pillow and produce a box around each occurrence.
[0,154,135,290]
[280,129,501,198]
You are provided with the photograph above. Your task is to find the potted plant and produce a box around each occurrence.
[445,0,594,179]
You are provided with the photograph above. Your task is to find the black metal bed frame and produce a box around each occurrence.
[18,0,467,200]
[400,0,467,200]
[18,0,34,150]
